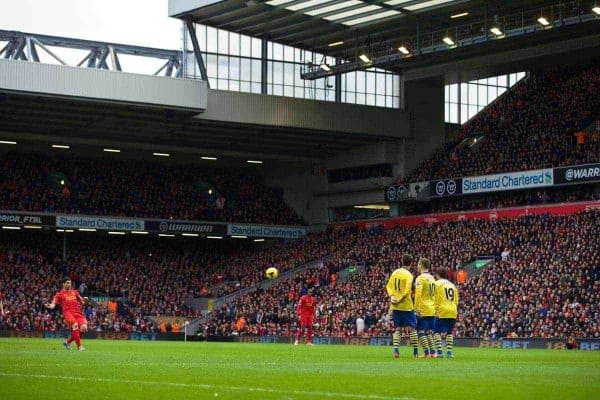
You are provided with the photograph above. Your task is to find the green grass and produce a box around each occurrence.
[0,339,599,400]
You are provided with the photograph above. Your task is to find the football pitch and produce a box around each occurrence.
[0,339,598,400]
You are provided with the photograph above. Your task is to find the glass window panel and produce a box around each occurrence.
[272,62,283,84]
[294,64,303,87]
[315,89,325,101]
[240,35,251,58]
[356,72,366,93]
[445,85,449,102]
[376,95,385,107]
[230,32,240,56]
[229,80,240,92]
[487,86,497,103]
[284,45,294,61]
[449,84,458,103]
[241,58,251,81]
[273,43,283,60]
[376,73,386,95]
[252,60,261,83]
[305,87,313,99]
[197,25,207,50]
[229,56,240,80]
[488,76,497,85]
[392,96,399,108]
[497,75,507,87]
[218,30,228,54]
[273,84,283,96]
[284,63,294,86]
[206,54,217,78]
[468,84,478,105]
[468,105,478,120]
[251,82,261,93]
[295,48,302,63]
[346,72,356,92]
[445,102,450,122]
[217,79,228,90]
[460,104,468,124]
[478,85,487,106]
[386,74,393,95]
[267,85,273,95]
[497,86,507,96]
[240,81,251,93]
[346,92,355,104]
[392,75,399,97]
[284,85,294,97]
[366,72,376,94]
[252,38,262,58]
[295,86,305,98]
[450,103,458,124]
[218,56,228,79]
[206,27,217,53]
[386,96,393,108]
[366,94,376,105]
[356,93,366,104]
[326,89,335,102]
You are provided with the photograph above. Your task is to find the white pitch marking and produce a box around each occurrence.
[0,372,416,400]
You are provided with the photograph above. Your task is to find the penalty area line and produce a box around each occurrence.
[0,372,415,400]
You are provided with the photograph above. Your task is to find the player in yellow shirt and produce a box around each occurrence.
[386,254,419,358]
[414,258,437,358]
[433,267,459,358]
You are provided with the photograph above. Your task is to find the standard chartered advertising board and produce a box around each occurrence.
[461,169,553,194]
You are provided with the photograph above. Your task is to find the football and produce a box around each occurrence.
[265,267,279,279]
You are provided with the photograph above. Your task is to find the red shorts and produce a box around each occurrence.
[300,315,314,327]
[63,311,87,328]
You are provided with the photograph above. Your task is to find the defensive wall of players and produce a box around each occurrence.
[3,331,599,350]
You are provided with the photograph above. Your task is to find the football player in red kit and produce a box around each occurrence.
[295,288,317,346]
[45,278,89,351]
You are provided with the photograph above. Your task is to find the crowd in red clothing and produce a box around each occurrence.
[405,64,600,183]
[205,211,599,339]
[0,153,303,226]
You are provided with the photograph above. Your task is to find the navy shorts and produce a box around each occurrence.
[392,310,417,329]
[434,318,456,334]
[416,316,435,331]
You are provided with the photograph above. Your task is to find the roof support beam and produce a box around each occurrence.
[185,20,209,85]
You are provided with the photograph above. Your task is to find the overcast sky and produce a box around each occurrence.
[0,0,182,49]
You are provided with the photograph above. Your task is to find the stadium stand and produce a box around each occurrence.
[404,64,600,183]
[0,152,303,225]
[204,210,599,339]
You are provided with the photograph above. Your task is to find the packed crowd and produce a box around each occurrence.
[206,211,599,339]
[405,64,600,182]
[405,184,600,216]
[0,153,303,225]
[0,227,362,331]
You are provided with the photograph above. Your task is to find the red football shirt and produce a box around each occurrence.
[297,295,316,316]
[53,290,82,314]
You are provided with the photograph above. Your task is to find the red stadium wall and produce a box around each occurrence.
[334,200,600,230]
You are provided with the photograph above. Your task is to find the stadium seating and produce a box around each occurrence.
[0,152,303,225]
[405,64,600,182]
[1,211,597,337]
[204,211,599,339]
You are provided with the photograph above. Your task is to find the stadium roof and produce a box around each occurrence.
[170,0,563,56]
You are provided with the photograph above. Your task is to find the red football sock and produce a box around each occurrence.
[67,332,75,344]
[306,328,313,344]
[72,329,81,348]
